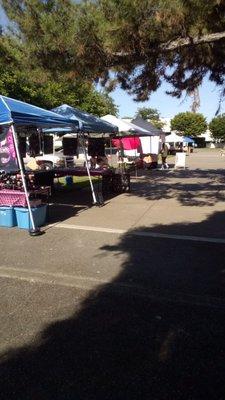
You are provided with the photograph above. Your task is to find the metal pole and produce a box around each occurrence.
[80,132,97,205]
[11,125,41,235]
[109,136,113,166]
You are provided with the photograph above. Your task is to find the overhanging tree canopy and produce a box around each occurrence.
[0,1,118,115]
[1,0,225,103]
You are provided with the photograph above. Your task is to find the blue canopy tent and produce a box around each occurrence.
[0,96,79,235]
[0,96,79,129]
[50,104,120,205]
[50,104,119,205]
[51,104,118,134]
[183,137,195,144]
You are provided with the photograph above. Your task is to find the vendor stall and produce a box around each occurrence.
[165,133,195,153]
[101,114,161,169]
[131,116,163,168]
[0,97,131,235]
[0,95,79,235]
[51,104,126,204]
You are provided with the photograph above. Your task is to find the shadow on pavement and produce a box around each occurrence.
[1,211,225,399]
[48,185,117,223]
[46,166,225,224]
[130,168,225,206]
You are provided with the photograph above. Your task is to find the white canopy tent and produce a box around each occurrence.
[101,115,151,135]
[165,132,184,143]
[101,114,159,156]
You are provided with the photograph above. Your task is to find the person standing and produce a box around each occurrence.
[160,143,169,169]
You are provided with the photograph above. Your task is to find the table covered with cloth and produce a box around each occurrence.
[0,187,50,207]
[30,167,130,198]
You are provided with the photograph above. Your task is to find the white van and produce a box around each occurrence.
[25,134,78,169]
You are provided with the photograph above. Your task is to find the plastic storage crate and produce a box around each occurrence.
[14,205,47,229]
[0,207,17,227]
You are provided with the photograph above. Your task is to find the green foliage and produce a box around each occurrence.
[0,43,117,114]
[1,0,225,103]
[171,112,207,137]
[209,114,225,140]
[0,0,117,115]
[135,107,164,129]
[136,107,160,121]
[75,0,225,101]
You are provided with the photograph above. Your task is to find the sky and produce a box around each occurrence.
[0,5,7,26]
[110,78,224,121]
[0,5,224,122]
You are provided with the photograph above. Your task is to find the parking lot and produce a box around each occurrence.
[1,149,225,399]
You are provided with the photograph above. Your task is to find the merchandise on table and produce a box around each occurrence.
[0,172,23,190]
[0,172,50,208]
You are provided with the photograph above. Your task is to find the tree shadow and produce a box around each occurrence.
[48,185,118,224]
[1,212,225,399]
[129,168,225,206]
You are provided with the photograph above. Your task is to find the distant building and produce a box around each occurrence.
[123,116,216,147]
[161,117,215,148]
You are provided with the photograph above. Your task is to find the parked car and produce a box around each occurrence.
[36,148,76,169]
[24,149,75,170]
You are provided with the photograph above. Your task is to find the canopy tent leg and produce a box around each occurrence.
[79,133,98,205]
[110,137,112,160]
[11,125,42,236]
[109,136,113,167]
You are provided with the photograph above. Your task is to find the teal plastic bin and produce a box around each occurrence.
[14,205,47,229]
[0,207,17,227]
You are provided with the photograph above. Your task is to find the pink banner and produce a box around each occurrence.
[0,127,18,172]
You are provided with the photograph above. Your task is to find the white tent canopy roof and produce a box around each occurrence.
[101,114,154,135]
[165,132,184,143]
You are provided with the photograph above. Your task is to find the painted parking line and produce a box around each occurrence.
[48,223,225,244]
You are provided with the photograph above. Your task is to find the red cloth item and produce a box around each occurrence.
[112,138,122,149]
[121,137,141,150]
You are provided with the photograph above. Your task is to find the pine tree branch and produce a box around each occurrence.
[161,31,225,51]
[112,31,225,60]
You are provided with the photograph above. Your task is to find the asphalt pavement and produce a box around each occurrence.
[1,149,225,399]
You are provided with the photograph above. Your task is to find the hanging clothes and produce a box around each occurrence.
[111,138,122,149]
[88,138,105,157]
[121,137,141,150]
[140,136,160,155]
[140,136,151,154]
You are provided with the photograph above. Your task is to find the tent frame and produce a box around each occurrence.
[11,124,39,235]
[13,127,99,236]
[79,132,98,205]
[0,96,79,236]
